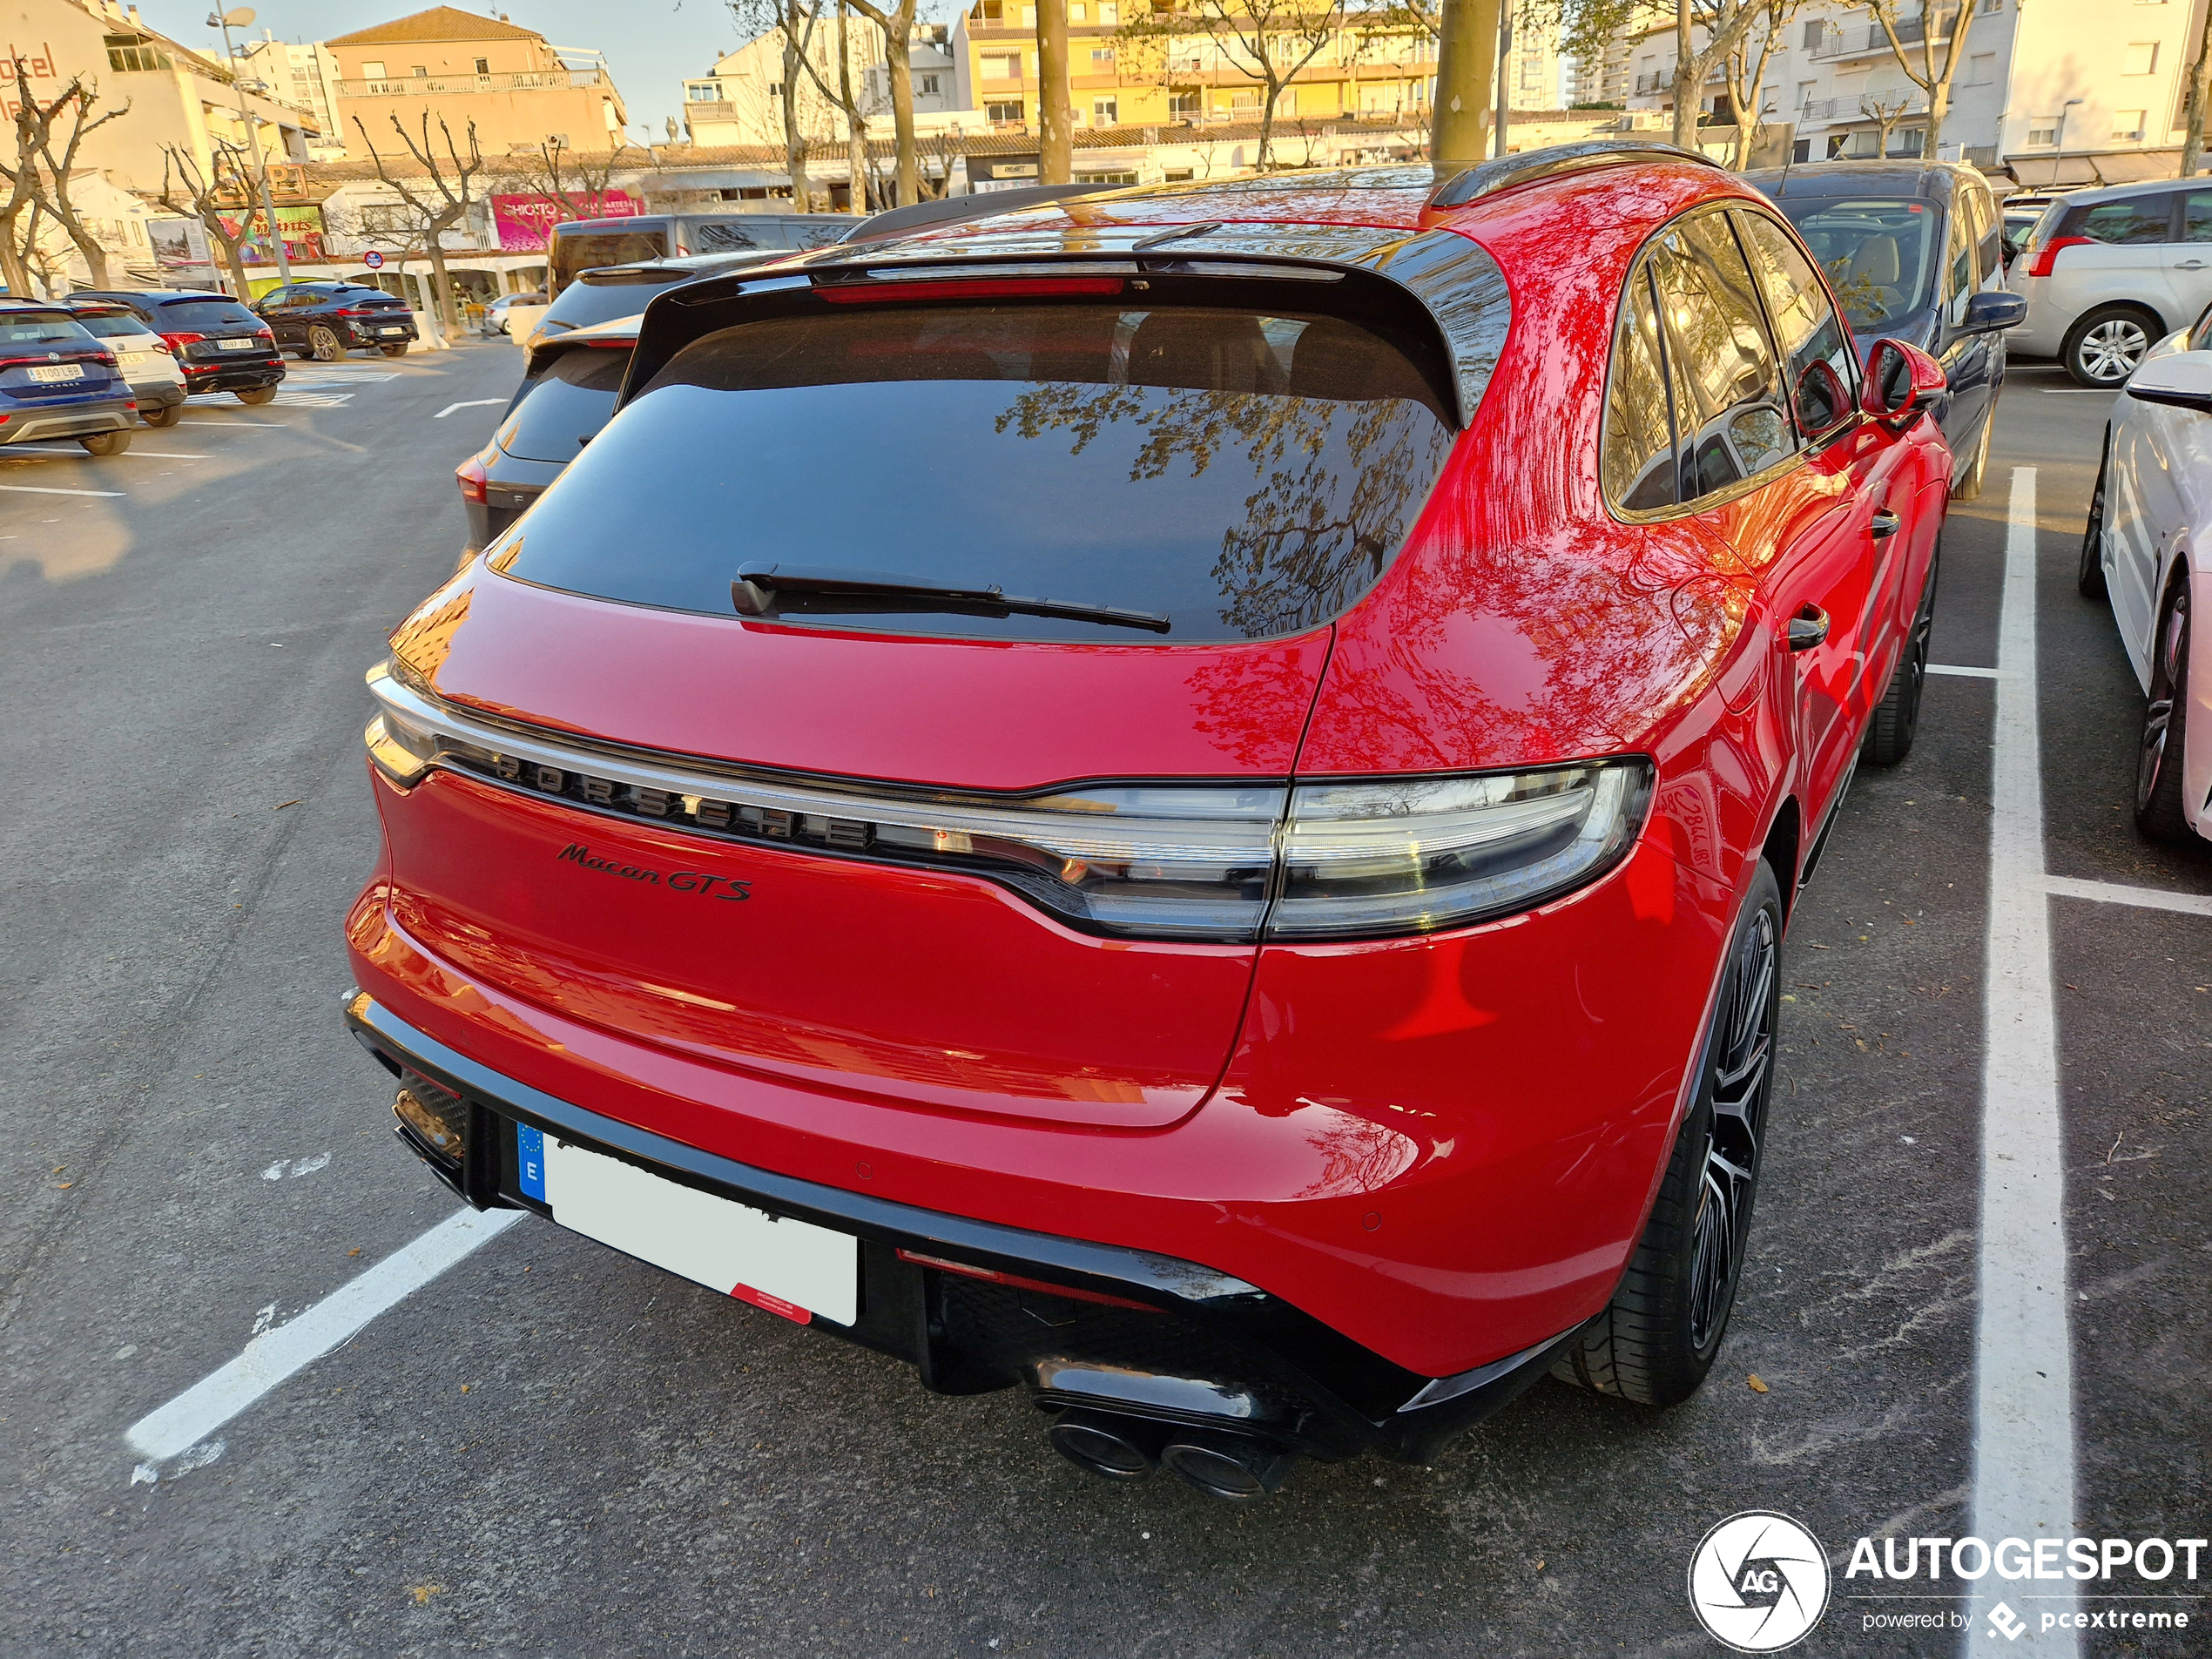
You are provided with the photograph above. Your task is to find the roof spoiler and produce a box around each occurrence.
[1428,138,1722,211]
[840,183,1126,245]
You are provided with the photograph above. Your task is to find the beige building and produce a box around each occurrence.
[0,0,319,192]
[327,6,630,163]
[232,30,349,162]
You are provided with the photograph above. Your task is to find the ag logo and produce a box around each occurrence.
[1688,1511,1831,1652]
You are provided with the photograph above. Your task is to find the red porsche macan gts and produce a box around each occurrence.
[346,141,1952,1500]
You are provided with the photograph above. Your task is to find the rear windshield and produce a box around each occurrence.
[499,345,630,462]
[156,299,260,328]
[0,311,93,344]
[552,228,668,293]
[70,310,147,338]
[498,302,1455,643]
[541,275,670,333]
[1775,197,1938,329]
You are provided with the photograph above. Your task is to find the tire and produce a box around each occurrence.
[141,402,182,428]
[2080,433,2111,598]
[1952,415,1991,502]
[1551,860,1783,1407]
[307,324,345,362]
[234,387,278,406]
[2062,304,2160,388]
[2135,578,2195,844]
[1865,542,1939,765]
[379,342,409,357]
[78,429,131,456]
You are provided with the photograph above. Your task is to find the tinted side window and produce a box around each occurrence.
[2182,190,2212,244]
[499,346,631,463]
[1968,185,2001,281]
[2070,195,2176,246]
[1944,199,1975,327]
[1734,210,1858,442]
[1602,265,1676,511]
[1649,214,1794,504]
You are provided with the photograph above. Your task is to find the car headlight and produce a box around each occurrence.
[1266,760,1654,940]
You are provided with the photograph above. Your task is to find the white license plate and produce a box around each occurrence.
[219,338,259,352]
[516,1124,857,1325]
[379,326,407,336]
[115,352,149,370]
[27,363,84,382]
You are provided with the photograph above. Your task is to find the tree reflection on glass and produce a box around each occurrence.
[995,383,1450,637]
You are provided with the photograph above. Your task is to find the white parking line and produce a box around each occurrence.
[124,1206,523,1471]
[2,446,213,460]
[2040,873,2212,917]
[0,482,125,497]
[176,421,291,428]
[435,400,505,418]
[1928,664,2012,679]
[1970,464,2080,1654]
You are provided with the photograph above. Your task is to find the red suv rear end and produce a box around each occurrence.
[347,145,1950,1498]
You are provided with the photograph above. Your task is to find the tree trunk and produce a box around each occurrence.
[1671,0,1699,152]
[1493,2,1511,158]
[781,21,814,210]
[1037,0,1072,185]
[425,232,458,335]
[839,3,870,212]
[1430,0,1499,172]
[214,226,252,299]
[1923,82,1949,160]
[884,14,918,205]
[2184,0,2212,177]
[1728,71,1754,169]
[1258,72,1281,169]
[0,209,30,298]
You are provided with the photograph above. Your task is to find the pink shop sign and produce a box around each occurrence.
[491,191,641,252]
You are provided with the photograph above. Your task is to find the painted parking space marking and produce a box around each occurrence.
[1928,664,2013,679]
[1970,464,2080,1654]
[176,421,292,429]
[435,400,505,418]
[0,482,125,498]
[124,1206,523,1473]
[2040,873,2212,918]
[2,447,213,460]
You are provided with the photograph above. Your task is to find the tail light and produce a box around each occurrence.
[364,663,1656,942]
[253,326,274,341]
[894,1249,1156,1311]
[146,336,175,355]
[455,455,489,505]
[338,306,382,317]
[158,331,206,350]
[2026,236,2089,279]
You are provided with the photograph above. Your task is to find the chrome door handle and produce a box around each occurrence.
[1788,604,1831,652]
[1871,509,1902,539]
[2177,259,2209,269]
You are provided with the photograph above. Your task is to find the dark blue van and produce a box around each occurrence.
[0,300,137,455]
[1745,160,2025,501]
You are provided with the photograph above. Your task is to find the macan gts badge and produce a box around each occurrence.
[346,141,1952,1501]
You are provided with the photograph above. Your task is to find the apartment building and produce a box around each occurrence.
[1620,0,2208,183]
[231,30,349,163]
[678,23,960,151]
[326,7,630,162]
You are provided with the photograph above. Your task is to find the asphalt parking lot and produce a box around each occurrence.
[0,344,2204,1656]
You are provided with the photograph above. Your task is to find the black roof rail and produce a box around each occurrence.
[1428,138,1723,211]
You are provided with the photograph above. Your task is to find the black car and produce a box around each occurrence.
[252,280,417,360]
[1744,160,2026,501]
[65,289,287,405]
[456,316,637,559]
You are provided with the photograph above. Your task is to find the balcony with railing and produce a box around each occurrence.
[1807,10,1956,60]
[334,67,612,97]
[1799,92,1930,124]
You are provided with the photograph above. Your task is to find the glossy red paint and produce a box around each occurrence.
[348,159,1952,1384]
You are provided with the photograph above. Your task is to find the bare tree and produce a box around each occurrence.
[842,0,922,204]
[502,135,647,222]
[1860,87,1913,158]
[1720,0,1795,168]
[156,139,265,297]
[1870,0,1973,160]
[351,111,490,333]
[768,0,880,211]
[2181,0,2212,176]
[1122,0,1344,171]
[1545,0,1773,152]
[1,54,132,292]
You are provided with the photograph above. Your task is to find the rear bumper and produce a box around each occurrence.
[345,318,418,346]
[345,988,1579,1462]
[0,402,134,442]
[128,380,186,409]
[183,360,285,391]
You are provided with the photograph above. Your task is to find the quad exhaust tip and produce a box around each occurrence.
[1047,1410,1298,1500]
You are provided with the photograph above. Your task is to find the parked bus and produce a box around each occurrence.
[548,212,860,297]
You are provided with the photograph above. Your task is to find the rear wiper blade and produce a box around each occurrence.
[731,562,1170,634]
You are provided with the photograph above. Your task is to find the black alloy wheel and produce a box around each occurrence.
[307,323,345,362]
[1550,861,1783,1407]
[2136,579,2195,843]
[1866,543,1939,765]
[2080,435,2111,598]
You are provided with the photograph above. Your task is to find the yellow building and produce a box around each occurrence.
[951,0,1440,132]
[327,7,630,162]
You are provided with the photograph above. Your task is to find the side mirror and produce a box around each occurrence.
[2123,351,2212,414]
[1863,337,1946,429]
[1962,291,2027,333]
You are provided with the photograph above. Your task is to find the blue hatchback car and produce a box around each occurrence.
[1745,160,2025,501]
[0,300,137,455]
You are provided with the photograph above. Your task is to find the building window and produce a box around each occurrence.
[361,59,385,78]
[1963,53,1994,85]
[1094,96,1118,124]
[769,81,784,98]
[1169,87,1200,116]
[410,64,427,77]
[1070,1,1085,16]
[2025,120,2059,146]
[687,83,720,100]
[1022,4,1036,21]
[1074,169,1137,184]
[103,32,172,72]
[1091,47,1115,65]
[983,51,1021,78]
[474,56,489,74]
[918,73,940,95]
[1098,3,1117,21]
[1163,168,1193,181]
[2123,41,2159,73]
[2114,109,2148,139]
[986,98,1024,123]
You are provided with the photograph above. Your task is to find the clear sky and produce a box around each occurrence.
[132,1,820,147]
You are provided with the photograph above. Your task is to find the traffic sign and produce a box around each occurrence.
[362,249,385,269]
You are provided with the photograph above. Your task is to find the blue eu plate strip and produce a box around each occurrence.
[516,1123,546,1203]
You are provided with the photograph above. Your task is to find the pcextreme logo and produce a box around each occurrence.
[1689,1511,1832,1652]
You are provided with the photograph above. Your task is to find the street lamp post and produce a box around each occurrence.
[209,7,292,284]
[2050,95,2083,189]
